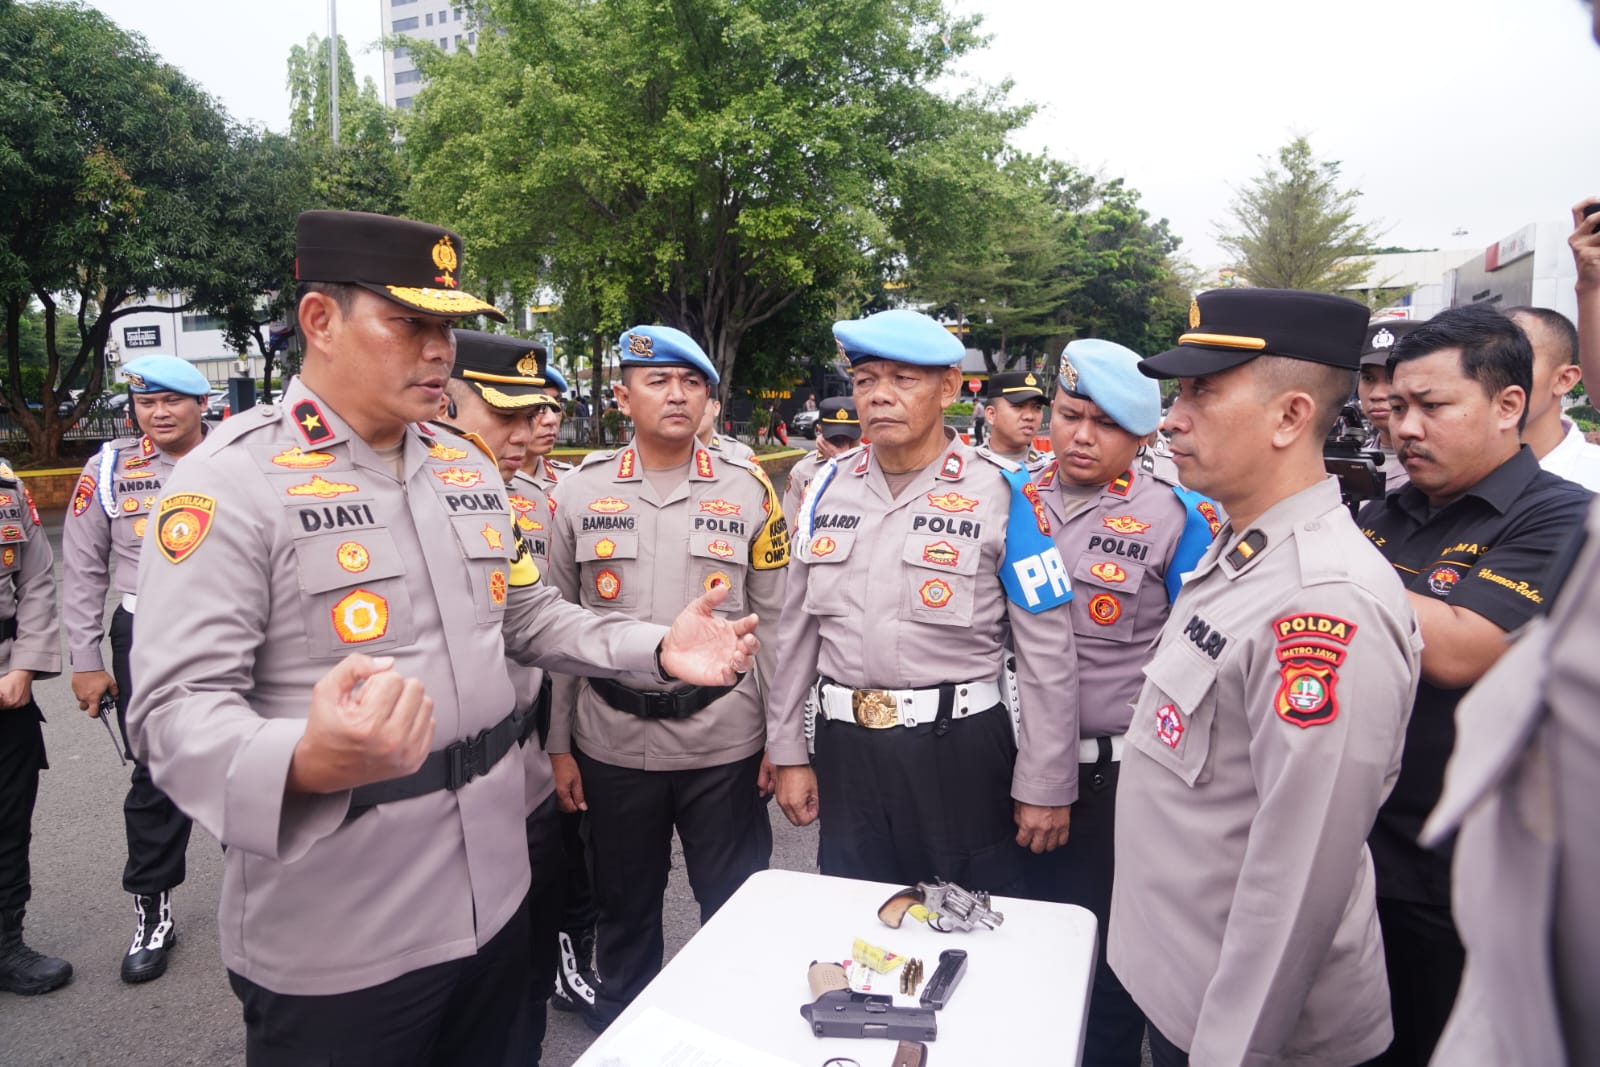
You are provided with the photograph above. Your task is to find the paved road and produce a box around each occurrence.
[0,459,820,1067]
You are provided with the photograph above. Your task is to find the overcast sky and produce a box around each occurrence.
[86,0,1600,269]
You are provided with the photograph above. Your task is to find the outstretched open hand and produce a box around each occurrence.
[659,583,759,686]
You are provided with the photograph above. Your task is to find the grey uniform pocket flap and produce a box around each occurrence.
[1126,640,1221,786]
[689,533,750,564]
[577,531,639,563]
[901,534,982,577]
[803,529,855,564]
[449,513,516,560]
[294,530,406,594]
[1072,552,1148,595]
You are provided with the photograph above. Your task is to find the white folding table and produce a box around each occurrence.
[575,868,1099,1067]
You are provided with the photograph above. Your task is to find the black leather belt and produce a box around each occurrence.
[345,699,542,822]
[586,674,740,720]
[0,618,15,641]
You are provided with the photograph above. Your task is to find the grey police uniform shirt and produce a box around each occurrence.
[707,432,756,464]
[0,473,61,679]
[127,379,669,996]
[781,450,826,524]
[1421,498,1600,1067]
[766,432,1082,806]
[1038,461,1210,737]
[545,440,788,769]
[60,434,179,671]
[507,463,558,816]
[1109,477,1422,1067]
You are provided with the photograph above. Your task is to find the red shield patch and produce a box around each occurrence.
[156,494,216,565]
[71,474,97,518]
[1275,661,1339,728]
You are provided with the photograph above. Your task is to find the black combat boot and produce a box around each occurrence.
[0,907,73,995]
[551,927,600,1024]
[121,890,176,983]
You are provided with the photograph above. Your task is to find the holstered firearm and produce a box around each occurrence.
[799,962,938,1041]
[878,880,1004,933]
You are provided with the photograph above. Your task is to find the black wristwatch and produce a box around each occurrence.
[655,641,677,682]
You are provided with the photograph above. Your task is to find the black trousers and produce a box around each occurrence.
[1023,751,1144,1067]
[575,749,770,1026]
[1147,1024,1188,1067]
[0,700,46,911]
[558,808,596,935]
[228,898,532,1067]
[1373,896,1465,1066]
[812,706,1024,894]
[523,794,565,1066]
[111,606,192,895]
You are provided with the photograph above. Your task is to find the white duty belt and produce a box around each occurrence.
[817,680,1003,730]
[121,594,138,615]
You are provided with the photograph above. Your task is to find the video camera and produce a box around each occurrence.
[1323,403,1386,516]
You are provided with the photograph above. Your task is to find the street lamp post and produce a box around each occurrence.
[328,0,340,147]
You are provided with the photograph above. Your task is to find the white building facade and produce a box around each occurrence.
[111,292,265,387]
[380,1,477,110]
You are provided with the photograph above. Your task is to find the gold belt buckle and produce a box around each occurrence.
[852,689,900,729]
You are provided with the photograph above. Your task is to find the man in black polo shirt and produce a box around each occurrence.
[1358,304,1592,1066]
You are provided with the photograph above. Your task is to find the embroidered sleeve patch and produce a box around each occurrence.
[156,493,217,564]
[72,474,97,518]
[749,467,789,571]
[1270,612,1355,728]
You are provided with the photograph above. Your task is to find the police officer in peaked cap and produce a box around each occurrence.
[126,210,760,1065]
[1358,319,1425,495]
[981,370,1049,469]
[781,396,861,520]
[1110,288,1422,1067]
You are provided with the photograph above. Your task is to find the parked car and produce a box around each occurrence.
[204,391,229,420]
[791,408,820,439]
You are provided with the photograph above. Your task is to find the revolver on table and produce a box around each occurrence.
[878,880,1004,933]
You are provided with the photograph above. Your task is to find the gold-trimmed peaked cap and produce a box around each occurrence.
[451,330,553,410]
[1140,288,1368,379]
[817,395,862,441]
[985,370,1047,404]
[1360,318,1427,367]
[295,209,506,322]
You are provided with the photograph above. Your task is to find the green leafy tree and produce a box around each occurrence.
[403,0,1023,393]
[286,33,407,215]
[0,1,243,461]
[913,156,1191,368]
[1215,135,1385,293]
[201,130,317,401]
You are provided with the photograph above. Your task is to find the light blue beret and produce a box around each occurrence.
[833,309,965,368]
[618,325,719,386]
[121,355,210,397]
[1059,339,1161,436]
[541,364,569,395]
